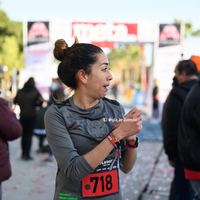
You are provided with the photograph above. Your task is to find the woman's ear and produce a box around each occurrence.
[77,69,88,85]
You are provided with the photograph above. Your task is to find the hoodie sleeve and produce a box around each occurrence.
[44,105,94,183]
[0,98,23,141]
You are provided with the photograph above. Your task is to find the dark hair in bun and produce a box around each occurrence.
[53,39,68,61]
[53,37,103,90]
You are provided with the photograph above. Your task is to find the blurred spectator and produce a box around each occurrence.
[0,98,22,199]
[162,60,198,200]
[34,103,48,153]
[111,81,118,99]
[190,55,200,71]
[178,79,200,200]
[33,102,53,162]
[14,77,47,161]
[191,55,200,79]
[49,78,65,105]
[152,79,159,120]
[34,78,65,162]
[126,84,134,102]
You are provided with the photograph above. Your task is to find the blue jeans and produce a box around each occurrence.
[190,180,200,200]
[171,158,195,200]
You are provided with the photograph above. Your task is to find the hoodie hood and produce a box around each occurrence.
[179,79,198,91]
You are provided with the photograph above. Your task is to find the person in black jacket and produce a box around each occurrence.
[162,60,198,200]
[14,77,47,161]
[178,80,200,200]
[152,79,159,120]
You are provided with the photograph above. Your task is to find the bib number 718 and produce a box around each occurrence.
[81,170,119,198]
[90,174,112,193]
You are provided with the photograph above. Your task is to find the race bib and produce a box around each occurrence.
[81,169,119,198]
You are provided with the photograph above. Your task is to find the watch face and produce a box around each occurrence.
[135,137,139,147]
[133,137,139,148]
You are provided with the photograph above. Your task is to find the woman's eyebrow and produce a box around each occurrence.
[100,62,110,66]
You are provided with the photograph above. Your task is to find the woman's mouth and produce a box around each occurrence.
[103,85,109,91]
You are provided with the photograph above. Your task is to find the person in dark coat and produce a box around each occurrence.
[14,77,47,160]
[34,103,54,162]
[0,98,22,199]
[34,104,48,153]
[152,79,159,119]
[178,80,200,200]
[162,60,198,200]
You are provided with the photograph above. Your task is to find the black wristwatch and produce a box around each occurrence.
[126,137,139,148]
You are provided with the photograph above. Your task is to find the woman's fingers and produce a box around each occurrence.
[125,107,137,118]
[113,120,122,129]
[113,108,143,139]
[133,110,143,118]
[125,107,142,118]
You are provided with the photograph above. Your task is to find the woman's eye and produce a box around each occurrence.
[102,67,110,72]
[103,68,107,72]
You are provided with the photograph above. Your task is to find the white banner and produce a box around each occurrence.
[154,45,182,103]
[24,42,56,99]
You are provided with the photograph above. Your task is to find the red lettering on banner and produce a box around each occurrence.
[91,41,115,49]
[114,23,137,35]
[159,25,180,40]
[28,22,49,38]
[72,22,137,43]
[27,49,50,54]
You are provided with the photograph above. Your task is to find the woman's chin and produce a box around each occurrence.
[97,94,106,99]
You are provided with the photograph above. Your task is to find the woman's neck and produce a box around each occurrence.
[73,91,99,109]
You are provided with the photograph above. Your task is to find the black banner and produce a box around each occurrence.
[159,24,180,47]
[27,21,49,46]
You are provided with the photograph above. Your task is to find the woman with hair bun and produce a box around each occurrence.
[44,37,143,200]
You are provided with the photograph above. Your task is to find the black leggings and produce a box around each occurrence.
[20,116,36,158]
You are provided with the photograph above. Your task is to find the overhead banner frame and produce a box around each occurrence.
[23,20,184,118]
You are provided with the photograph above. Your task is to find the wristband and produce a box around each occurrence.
[107,135,117,148]
[110,132,119,143]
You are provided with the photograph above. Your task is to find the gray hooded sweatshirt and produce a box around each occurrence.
[44,96,126,200]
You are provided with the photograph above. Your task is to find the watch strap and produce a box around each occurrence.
[126,137,139,150]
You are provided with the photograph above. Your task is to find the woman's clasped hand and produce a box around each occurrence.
[113,107,143,141]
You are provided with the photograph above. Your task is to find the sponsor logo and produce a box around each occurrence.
[28,22,49,45]
[28,22,49,38]
[159,24,180,47]
[72,22,137,42]
[159,24,180,40]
